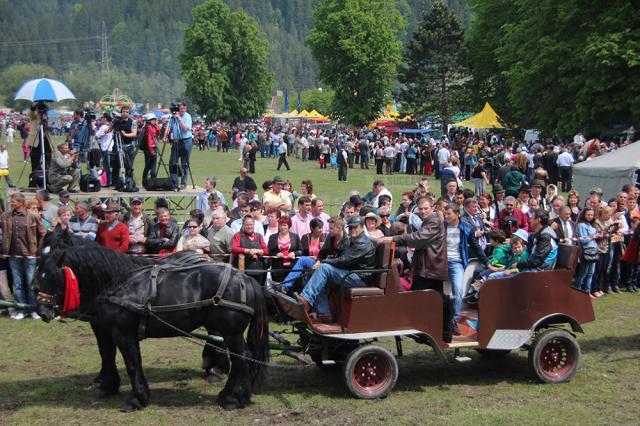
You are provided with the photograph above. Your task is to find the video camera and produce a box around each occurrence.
[110,110,128,132]
[170,102,180,114]
[84,108,97,122]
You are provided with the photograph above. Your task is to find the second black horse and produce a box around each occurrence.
[33,244,269,411]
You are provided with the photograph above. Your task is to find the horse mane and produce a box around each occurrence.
[63,246,154,302]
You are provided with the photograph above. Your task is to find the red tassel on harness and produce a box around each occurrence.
[63,266,80,314]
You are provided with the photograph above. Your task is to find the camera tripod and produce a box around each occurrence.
[17,104,54,188]
[168,115,195,191]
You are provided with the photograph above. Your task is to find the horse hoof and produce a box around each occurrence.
[119,397,144,413]
[217,395,240,411]
[205,371,224,384]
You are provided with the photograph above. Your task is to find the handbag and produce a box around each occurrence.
[581,246,599,262]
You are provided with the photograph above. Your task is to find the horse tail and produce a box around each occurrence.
[246,277,269,392]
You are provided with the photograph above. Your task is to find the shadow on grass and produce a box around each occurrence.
[0,348,539,412]
[580,333,640,355]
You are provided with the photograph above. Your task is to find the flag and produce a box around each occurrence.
[297,91,302,113]
[284,88,289,113]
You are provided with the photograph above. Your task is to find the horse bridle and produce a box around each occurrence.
[37,291,60,310]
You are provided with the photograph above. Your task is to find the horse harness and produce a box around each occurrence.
[106,263,255,339]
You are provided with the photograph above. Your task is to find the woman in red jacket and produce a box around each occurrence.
[141,113,159,187]
[96,202,130,253]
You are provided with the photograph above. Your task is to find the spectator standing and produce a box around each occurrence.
[276,139,290,171]
[1,193,46,319]
[574,207,598,296]
[167,102,193,190]
[95,113,113,187]
[0,144,15,187]
[557,147,575,192]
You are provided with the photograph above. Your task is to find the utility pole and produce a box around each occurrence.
[100,21,110,85]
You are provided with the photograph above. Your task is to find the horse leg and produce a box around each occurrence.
[217,334,252,410]
[202,334,231,384]
[90,323,120,397]
[112,328,150,412]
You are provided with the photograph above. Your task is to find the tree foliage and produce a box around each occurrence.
[398,0,467,130]
[179,0,273,123]
[467,0,640,137]
[307,0,405,126]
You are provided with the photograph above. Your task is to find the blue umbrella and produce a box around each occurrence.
[14,78,75,102]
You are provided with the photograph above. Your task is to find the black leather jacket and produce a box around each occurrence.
[516,226,557,270]
[146,219,180,253]
[323,230,376,279]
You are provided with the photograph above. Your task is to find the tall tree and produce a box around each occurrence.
[307,0,405,126]
[179,0,273,123]
[398,0,467,131]
[467,0,640,137]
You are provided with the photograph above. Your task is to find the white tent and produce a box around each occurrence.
[573,142,640,199]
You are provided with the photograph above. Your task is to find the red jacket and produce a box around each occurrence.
[144,124,159,156]
[96,221,130,253]
[495,208,528,234]
[231,232,268,255]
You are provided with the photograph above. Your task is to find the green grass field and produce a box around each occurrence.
[1,137,639,424]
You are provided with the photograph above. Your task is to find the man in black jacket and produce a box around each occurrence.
[516,209,558,271]
[295,216,376,321]
[145,207,180,254]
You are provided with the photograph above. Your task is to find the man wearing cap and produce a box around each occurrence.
[96,202,130,253]
[517,184,531,215]
[530,180,548,210]
[263,176,292,212]
[231,168,256,200]
[69,200,99,240]
[294,215,376,322]
[207,209,234,255]
[196,177,226,212]
[58,190,71,207]
[49,142,81,193]
[122,197,154,253]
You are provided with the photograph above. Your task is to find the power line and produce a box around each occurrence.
[0,36,100,47]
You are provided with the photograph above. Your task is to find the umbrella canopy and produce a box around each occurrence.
[452,102,505,129]
[14,78,75,102]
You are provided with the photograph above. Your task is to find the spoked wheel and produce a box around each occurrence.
[528,329,581,384]
[344,345,398,399]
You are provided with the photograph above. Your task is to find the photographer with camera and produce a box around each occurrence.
[110,105,137,190]
[70,108,96,172]
[95,113,114,187]
[48,142,80,193]
[164,102,193,190]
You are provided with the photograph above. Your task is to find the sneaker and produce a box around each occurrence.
[451,321,462,336]
[11,312,25,320]
[31,312,41,320]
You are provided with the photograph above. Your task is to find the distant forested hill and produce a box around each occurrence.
[0,0,468,103]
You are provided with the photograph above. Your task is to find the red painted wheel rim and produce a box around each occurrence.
[538,337,576,378]
[351,352,391,395]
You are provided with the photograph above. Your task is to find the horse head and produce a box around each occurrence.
[40,227,96,256]
[33,248,67,322]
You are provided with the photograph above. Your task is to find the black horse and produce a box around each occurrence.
[40,229,234,384]
[34,244,269,411]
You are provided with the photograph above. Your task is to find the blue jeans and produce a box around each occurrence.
[448,260,465,320]
[9,258,37,313]
[301,263,366,316]
[169,138,193,187]
[576,259,596,293]
[260,144,267,158]
[282,257,316,290]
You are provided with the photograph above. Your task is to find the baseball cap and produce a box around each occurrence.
[131,196,143,204]
[346,216,364,228]
[511,229,529,242]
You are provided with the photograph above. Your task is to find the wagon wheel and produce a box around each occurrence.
[528,329,581,384]
[343,345,398,399]
[475,348,511,358]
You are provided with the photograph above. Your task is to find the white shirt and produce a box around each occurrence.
[557,152,574,167]
[95,124,113,151]
[437,147,450,165]
[0,150,8,168]
[446,227,461,261]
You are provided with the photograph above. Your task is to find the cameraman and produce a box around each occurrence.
[165,102,193,190]
[110,105,137,189]
[70,109,95,171]
[49,142,80,193]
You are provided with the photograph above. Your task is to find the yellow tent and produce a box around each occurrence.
[299,110,311,117]
[452,102,505,129]
[308,109,323,118]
